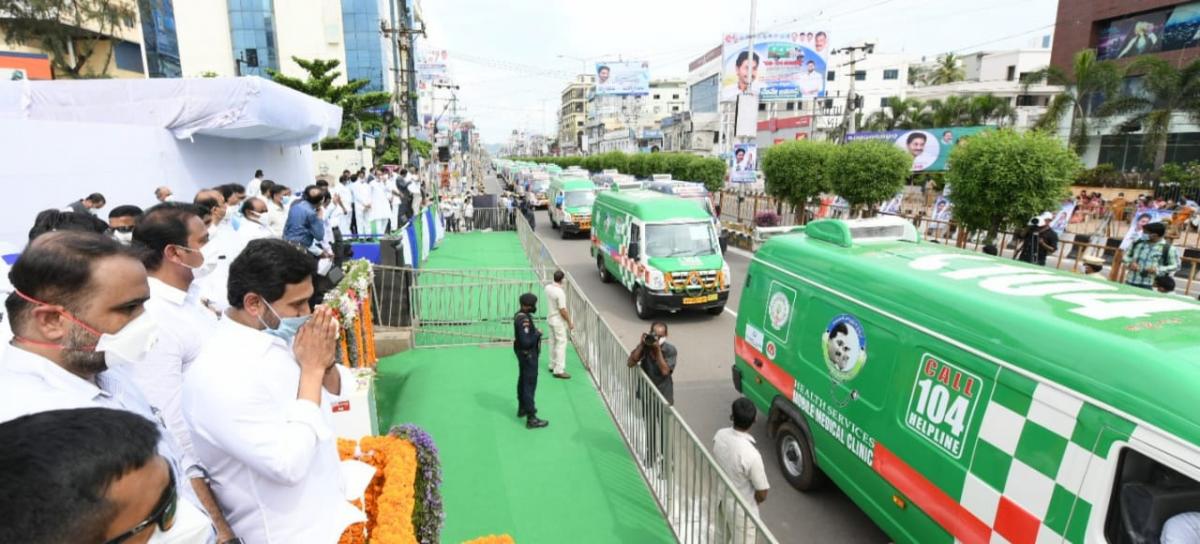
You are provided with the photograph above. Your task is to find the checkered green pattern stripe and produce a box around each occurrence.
[958,368,1136,544]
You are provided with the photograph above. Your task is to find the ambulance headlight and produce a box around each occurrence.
[561,214,573,224]
[721,262,731,289]
[647,269,666,291]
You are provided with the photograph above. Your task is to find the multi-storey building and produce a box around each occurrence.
[558,74,593,155]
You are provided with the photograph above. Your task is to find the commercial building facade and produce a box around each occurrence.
[558,74,593,155]
[0,0,156,80]
[1051,0,1200,169]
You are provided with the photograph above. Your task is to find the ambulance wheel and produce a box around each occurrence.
[706,304,725,316]
[634,287,654,319]
[560,227,569,239]
[776,421,825,491]
[598,256,614,283]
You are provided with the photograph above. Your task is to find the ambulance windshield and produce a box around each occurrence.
[564,190,595,207]
[645,222,718,258]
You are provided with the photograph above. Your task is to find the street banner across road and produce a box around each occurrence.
[846,126,993,172]
[720,31,830,102]
[594,61,650,96]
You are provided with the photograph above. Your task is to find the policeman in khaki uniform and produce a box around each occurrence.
[514,293,549,429]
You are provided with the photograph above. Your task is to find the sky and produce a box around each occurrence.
[418,0,1060,144]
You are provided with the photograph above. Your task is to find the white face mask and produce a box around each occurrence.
[112,230,133,244]
[175,245,218,279]
[146,496,212,544]
[98,312,159,366]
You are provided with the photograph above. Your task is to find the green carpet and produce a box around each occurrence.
[425,231,531,270]
[375,346,675,544]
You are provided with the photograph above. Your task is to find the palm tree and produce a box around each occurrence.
[929,53,966,85]
[1100,57,1200,169]
[863,97,926,131]
[927,96,972,126]
[968,94,1017,127]
[908,65,930,87]
[1024,49,1122,155]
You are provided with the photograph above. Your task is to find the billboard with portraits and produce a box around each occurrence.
[1096,1,1200,60]
[594,61,650,96]
[720,31,830,103]
[728,143,758,183]
[846,126,993,172]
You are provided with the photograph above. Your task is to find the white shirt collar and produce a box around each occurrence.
[148,276,189,307]
[732,427,756,445]
[216,312,287,355]
[1,345,109,403]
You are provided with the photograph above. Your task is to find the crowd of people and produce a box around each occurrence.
[0,165,433,544]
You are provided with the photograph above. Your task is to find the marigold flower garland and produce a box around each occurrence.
[462,536,514,544]
[337,435,421,543]
[388,424,444,544]
[324,259,379,368]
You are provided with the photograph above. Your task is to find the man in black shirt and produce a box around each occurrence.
[627,321,676,468]
[1017,213,1058,266]
[513,293,548,429]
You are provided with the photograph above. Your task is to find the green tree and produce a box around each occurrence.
[761,140,836,223]
[929,53,966,85]
[267,57,392,149]
[664,153,695,180]
[1025,49,1122,155]
[685,156,727,192]
[908,65,930,87]
[644,152,668,177]
[926,96,972,127]
[598,151,628,173]
[864,97,926,131]
[1101,57,1200,169]
[968,94,1016,127]
[827,140,912,214]
[0,0,138,78]
[582,155,602,172]
[945,129,1078,242]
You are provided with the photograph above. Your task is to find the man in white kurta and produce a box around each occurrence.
[544,270,573,379]
[183,238,363,544]
[713,398,770,544]
[367,174,393,235]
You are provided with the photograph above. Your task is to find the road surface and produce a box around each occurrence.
[485,174,889,542]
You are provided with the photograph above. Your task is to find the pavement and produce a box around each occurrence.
[485,173,889,543]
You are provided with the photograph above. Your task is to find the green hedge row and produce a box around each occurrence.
[512,151,728,192]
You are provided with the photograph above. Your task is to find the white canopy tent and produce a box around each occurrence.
[0,76,343,247]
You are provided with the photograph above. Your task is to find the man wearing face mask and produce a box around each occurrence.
[121,204,236,541]
[0,231,217,543]
[192,191,240,315]
[237,198,274,242]
[65,192,107,215]
[283,185,327,249]
[183,239,364,544]
[626,321,676,471]
[108,205,144,245]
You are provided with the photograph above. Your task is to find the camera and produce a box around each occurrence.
[642,332,659,347]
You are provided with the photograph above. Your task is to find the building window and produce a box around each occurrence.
[672,106,680,112]
[786,102,796,111]
[881,97,892,108]
[854,70,866,81]
[827,70,836,81]
[138,0,180,78]
[758,103,766,111]
[689,74,719,113]
[228,0,278,77]
[113,41,144,73]
[672,94,680,99]
[653,94,661,99]
[883,69,899,80]
[1006,65,1016,82]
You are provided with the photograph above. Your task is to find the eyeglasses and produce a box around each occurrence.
[103,465,178,544]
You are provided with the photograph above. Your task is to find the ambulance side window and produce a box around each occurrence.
[1103,448,1200,544]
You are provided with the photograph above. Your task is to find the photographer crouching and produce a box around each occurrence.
[626,322,676,472]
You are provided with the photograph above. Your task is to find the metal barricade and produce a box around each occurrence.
[407,267,552,348]
[516,214,778,544]
[463,207,519,232]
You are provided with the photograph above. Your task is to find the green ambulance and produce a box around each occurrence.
[591,187,730,318]
[732,215,1200,544]
[548,176,597,238]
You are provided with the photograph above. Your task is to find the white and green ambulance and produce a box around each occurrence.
[733,215,1200,544]
[591,187,730,318]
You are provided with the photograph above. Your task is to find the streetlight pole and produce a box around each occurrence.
[833,43,875,142]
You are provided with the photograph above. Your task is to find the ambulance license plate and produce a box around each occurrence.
[683,294,718,305]
[579,220,590,229]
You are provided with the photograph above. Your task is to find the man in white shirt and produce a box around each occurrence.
[121,204,225,516]
[712,398,770,544]
[798,60,824,97]
[237,197,275,243]
[245,169,264,199]
[0,231,221,542]
[544,270,573,379]
[183,239,363,544]
[350,173,373,236]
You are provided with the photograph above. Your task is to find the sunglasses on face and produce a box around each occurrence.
[112,226,135,233]
[103,465,178,544]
